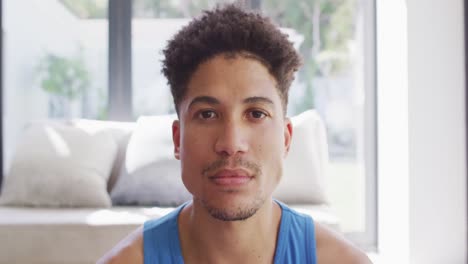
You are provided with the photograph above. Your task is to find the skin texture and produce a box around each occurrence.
[97,54,372,264]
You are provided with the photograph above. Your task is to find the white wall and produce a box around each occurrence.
[378,0,467,263]
[407,0,467,263]
[377,0,410,262]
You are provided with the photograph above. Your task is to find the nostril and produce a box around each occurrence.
[214,140,248,156]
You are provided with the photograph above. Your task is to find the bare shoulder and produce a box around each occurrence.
[314,222,372,264]
[96,226,144,264]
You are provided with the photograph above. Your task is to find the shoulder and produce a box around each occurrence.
[314,222,373,264]
[96,226,144,264]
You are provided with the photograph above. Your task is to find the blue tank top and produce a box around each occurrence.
[143,201,317,263]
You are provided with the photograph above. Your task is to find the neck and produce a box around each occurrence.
[178,199,282,264]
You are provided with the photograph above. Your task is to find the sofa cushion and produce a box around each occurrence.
[69,119,136,192]
[110,114,192,206]
[0,123,118,207]
[273,110,329,204]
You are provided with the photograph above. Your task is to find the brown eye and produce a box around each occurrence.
[249,110,267,119]
[199,110,217,119]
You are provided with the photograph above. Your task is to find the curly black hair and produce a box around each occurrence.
[162,4,302,114]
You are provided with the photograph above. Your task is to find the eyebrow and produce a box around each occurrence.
[243,96,274,105]
[188,96,220,109]
[188,95,274,109]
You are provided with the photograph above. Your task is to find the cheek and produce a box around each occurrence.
[179,126,210,155]
[178,126,216,182]
[255,122,286,152]
[253,124,286,177]
[179,129,208,194]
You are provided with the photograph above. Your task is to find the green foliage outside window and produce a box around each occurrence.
[37,53,90,100]
[59,0,107,18]
[36,53,91,117]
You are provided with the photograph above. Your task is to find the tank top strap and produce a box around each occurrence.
[143,204,187,263]
[274,200,318,264]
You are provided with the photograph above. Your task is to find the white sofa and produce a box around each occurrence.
[0,110,339,264]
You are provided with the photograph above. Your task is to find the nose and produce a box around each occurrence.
[214,119,249,157]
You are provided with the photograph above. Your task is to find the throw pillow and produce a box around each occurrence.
[0,123,118,207]
[110,115,192,206]
[273,110,329,204]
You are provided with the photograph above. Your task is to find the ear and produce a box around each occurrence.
[172,120,181,160]
[283,117,293,157]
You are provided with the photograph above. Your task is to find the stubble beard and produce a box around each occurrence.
[199,157,265,221]
[199,192,265,221]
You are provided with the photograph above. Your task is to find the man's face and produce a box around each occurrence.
[172,54,292,221]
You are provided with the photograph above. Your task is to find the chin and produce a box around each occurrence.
[198,192,266,221]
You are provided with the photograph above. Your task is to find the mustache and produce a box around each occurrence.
[202,157,261,177]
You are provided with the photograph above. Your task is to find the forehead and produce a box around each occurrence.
[182,54,280,105]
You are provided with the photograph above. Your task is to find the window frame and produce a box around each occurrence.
[343,0,378,251]
[108,0,133,121]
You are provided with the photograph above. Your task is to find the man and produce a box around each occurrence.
[99,4,372,264]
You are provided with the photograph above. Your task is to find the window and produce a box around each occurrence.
[3,0,108,172]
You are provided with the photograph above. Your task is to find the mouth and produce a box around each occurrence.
[208,169,254,186]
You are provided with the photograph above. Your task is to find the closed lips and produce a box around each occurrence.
[209,169,253,185]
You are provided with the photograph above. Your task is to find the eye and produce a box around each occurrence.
[198,110,218,119]
[248,110,267,119]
